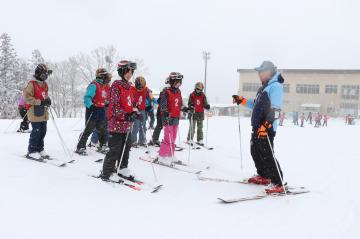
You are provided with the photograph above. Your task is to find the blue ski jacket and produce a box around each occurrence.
[243,72,284,132]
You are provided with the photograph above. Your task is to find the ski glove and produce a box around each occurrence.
[181,106,189,113]
[40,97,52,107]
[257,121,272,139]
[89,104,96,112]
[232,95,246,106]
[205,104,210,110]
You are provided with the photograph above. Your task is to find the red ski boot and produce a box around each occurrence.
[248,175,271,185]
[265,184,287,194]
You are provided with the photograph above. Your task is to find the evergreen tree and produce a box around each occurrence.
[0,33,20,118]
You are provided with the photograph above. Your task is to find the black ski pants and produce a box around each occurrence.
[102,132,132,178]
[250,132,283,186]
[19,108,30,130]
[152,113,163,142]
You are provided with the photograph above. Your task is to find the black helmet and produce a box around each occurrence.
[168,72,183,87]
[117,60,137,78]
[34,64,52,81]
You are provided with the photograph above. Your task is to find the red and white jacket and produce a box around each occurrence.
[107,79,134,133]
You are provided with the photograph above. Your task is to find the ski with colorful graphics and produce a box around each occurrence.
[90,175,141,191]
[218,188,310,203]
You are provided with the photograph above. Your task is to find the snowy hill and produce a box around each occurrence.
[0,116,359,239]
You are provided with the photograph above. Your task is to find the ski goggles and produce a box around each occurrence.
[118,60,137,71]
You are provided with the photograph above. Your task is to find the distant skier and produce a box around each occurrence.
[23,64,52,160]
[146,89,156,130]
[232,61,285,194]
[300,113,305,127]
[306,112,313,124]
[314,112,321,127]
[347,114,353,125]
[186,82,210,146]
[131,76,150,147]
[17,94,31,132]
[322,114,328,127]
[293,111,299,125]
[156,72,188,164]
[75,68,110,155]
[100,60,139,181]
[279,112,285,126]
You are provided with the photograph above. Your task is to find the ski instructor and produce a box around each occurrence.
[232,61,285,194]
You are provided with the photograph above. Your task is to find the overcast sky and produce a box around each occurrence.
[1,0,359,103]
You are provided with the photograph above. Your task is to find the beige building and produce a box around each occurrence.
[237,69,360,117]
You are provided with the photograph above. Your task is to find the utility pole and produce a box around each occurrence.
[202,51,210,94]
[203,51,211,147]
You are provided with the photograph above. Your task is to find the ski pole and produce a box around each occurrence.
[205,114,209,147]
[116,122,133,171]
[3,110,28,133]
[167,120,175,165]
[49,107,74,162]
[140,122,158,182]
[266,134,287,196]
[187,114,194,165]
[237,106,243,169]
[76,111,94,147]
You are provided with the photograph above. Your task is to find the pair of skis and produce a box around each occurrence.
[139,156,202,175]
[90,174,163,193]
[198,176,309,203]
[24,154,75,167]
[183,141,214,150]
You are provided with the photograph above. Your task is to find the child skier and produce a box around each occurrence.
[17,94,31,132]
[232,61,285,194]
[131,76,150,147]
[23,64,52,160]
[156,72,188,164]
[100,60,139,181]
[75,68,110,155]
[89,74,112,148]
[186,82,210,146]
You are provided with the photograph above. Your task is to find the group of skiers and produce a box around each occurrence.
[20,60,288,194]
[279,111,329,127]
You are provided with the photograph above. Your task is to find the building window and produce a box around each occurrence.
[242,82,261,92]
[296,84,320,94]
[341,85,359,100]
[340,102,358,116]
[283,84,290,93]
[325,85,338,94]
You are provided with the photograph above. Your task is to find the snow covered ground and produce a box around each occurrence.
[0,116,359,239]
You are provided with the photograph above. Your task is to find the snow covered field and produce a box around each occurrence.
[0,116,359,239]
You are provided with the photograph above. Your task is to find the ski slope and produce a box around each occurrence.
[0,116,359,239]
